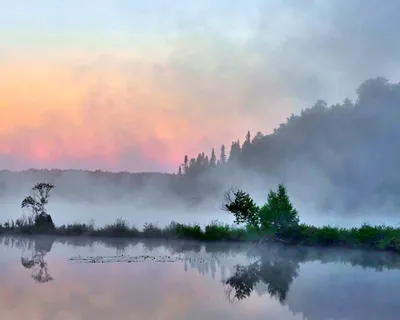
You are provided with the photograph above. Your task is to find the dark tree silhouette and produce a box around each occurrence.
[210,148,217,168]
[183,155,189,174]
[228,140,241,162]
[220,144,227,164]
[223,246,305,303]
[21,182,55,230]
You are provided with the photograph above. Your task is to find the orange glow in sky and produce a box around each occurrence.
[0,55,262,172]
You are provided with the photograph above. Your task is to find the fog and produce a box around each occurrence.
[1,198,233,228]
[2,1,400,229]
[2,156,400,230]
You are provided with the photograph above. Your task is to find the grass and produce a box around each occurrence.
[1,216,400,253]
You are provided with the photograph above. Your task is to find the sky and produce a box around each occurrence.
[1,0,400,172]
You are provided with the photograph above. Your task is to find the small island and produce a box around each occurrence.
[1,182,399,254]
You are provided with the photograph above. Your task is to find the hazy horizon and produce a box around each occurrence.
[2,1,400,228]
[2,0,400,172]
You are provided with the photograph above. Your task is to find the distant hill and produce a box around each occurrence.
[177,77,400,214]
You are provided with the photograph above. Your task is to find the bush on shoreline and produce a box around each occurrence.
[0,218,248,241]
[1,216,400,253]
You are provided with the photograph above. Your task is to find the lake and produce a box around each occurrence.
[0,236,399,320]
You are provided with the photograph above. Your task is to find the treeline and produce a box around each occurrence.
[177,77,400,212]
[177,131,264,178]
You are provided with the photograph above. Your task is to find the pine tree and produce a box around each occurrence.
[229,141,241,161]
[195,153,203,172]
[229,141,235,161]
[178,166,182,176]
[188,158,196,175]
[183,155,189,175]
[220,144,226,164]
[245,131,251,144]
[210,148,217,167]
[259,184,299,232]
[240,131,252,163]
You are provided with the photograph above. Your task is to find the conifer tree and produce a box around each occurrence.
[220,144,226,164]
[210,148,217,167]
[183,155,189,175]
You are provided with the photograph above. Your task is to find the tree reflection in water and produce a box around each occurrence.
[223,246,306,303]
[21,237,54,283]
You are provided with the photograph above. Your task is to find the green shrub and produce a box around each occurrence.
[379,236,400,252]
[173,223,203,239]
[354,223,386,247]
[259,184,300,232]
[142,222,163,238]
[203,221,244,241]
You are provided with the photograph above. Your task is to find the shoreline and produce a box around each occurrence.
[1,219,400,254]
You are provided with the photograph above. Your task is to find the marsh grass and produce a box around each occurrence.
[1,217,400,253]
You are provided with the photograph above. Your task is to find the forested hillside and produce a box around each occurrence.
[177,77,400,213]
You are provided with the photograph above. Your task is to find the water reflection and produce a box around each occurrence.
[223,247,304,303]
[1,236,400,319]
[20,237,54,283]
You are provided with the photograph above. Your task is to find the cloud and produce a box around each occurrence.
[1,0,400,171]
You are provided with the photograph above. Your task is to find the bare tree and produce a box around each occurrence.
[21,182,55,229]
[21,182,54,218]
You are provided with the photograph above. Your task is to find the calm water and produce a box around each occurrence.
[0,236,400,320]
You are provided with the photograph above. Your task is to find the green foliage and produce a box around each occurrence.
[203,221,246,241]
[172,222,203,239]
[223,189,260,228]
[223,184,299,233]
[102,218,133,237]
[1,216,400,253]
[379,236,400,252]
[353,223,386,247]
[220,183,400,253]
[142,222,163,238]
[259,184,299,232]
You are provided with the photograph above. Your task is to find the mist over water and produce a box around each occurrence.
[0,195,236,228]
[1,172,399,229]
[2,196,399,230]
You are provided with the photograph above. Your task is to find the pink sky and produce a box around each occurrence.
[2,0,394,172]
[0,46,292,172]
[0,1,307,172]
